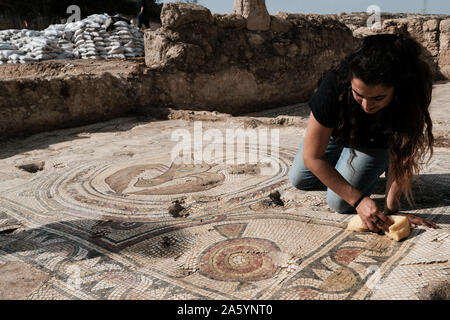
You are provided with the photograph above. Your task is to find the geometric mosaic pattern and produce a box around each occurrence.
[0,96,449,299]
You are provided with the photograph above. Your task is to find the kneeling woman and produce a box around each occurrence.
[289,34,439,233]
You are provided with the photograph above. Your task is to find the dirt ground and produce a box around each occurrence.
[0,58,146,80]
[0,58,145,80]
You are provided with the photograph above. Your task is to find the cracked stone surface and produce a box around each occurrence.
[0,82,449,300]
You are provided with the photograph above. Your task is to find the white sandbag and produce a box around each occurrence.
[117,30,131,36]
[47,24,66,31]
[87,14,107,25]
[34,53,57,60]
[56,52,74,59]
[1,49,24,56]
[87,23,101,29]
[64,31,73,40]
[74,29,84,38]
[0,12,145,63]
[20,56,37,62]
[114,21,130,27]
[0,42,17,50]
[31,50,45,56]
[109,54,126,59]
[74,34,84,43]
[75,39,85,47]
[108,46,124,54]
[32,47,53,53]
[44,30,60,38]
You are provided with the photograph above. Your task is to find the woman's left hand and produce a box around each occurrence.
[398,213,440,229]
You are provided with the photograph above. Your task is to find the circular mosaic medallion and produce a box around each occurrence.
[199,238,279,282]
[40,146,293,220]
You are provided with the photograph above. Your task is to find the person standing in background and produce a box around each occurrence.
[137,0,150,30]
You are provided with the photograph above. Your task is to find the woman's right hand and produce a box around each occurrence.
[356,197,393,233]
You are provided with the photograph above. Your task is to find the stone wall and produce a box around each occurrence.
[440,20,450,79]
[335,13,450,80]
[143,3,357,114]
[2,4,450,139]
[0,60,155,138]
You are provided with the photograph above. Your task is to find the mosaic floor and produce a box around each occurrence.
[0,83,449,300]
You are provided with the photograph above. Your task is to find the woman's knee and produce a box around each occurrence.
[289,168,318,191]
[326,192,355,214]
[289,170,308,190]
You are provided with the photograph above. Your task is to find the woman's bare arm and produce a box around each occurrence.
[384,170,402,214]
[303,112,391,232]
[303,112,366,207]
[384,170,439,229]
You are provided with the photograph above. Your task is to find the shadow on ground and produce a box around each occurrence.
[0,108,175,160]
[0,218,192,262]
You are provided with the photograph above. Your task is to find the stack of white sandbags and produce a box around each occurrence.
[0,40,21,64]
[0,29,71,64]
[67,15,144,60]
[0,13,144,64]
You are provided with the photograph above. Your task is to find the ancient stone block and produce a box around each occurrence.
[382,19,408,34]
[270,16,293,33]
[440,33,450,51]
[406,18,424,41]
[213,14,246,29]
[233,0,271,31]
[440,19,450,33]
[423,19,440,32]
[161,3,213,29]
[247,33,265,47]
[272,42,287,56]
[287,44,299,58]
[144,30,172,68]
[439,50,450,79]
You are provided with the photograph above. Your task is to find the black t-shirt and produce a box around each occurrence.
[308,72,394,149]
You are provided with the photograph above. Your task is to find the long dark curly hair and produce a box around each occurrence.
[326,34,434,205]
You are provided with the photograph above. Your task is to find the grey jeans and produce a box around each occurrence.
[288,137,389,213]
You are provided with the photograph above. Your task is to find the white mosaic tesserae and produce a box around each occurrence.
[0,14,145,64]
